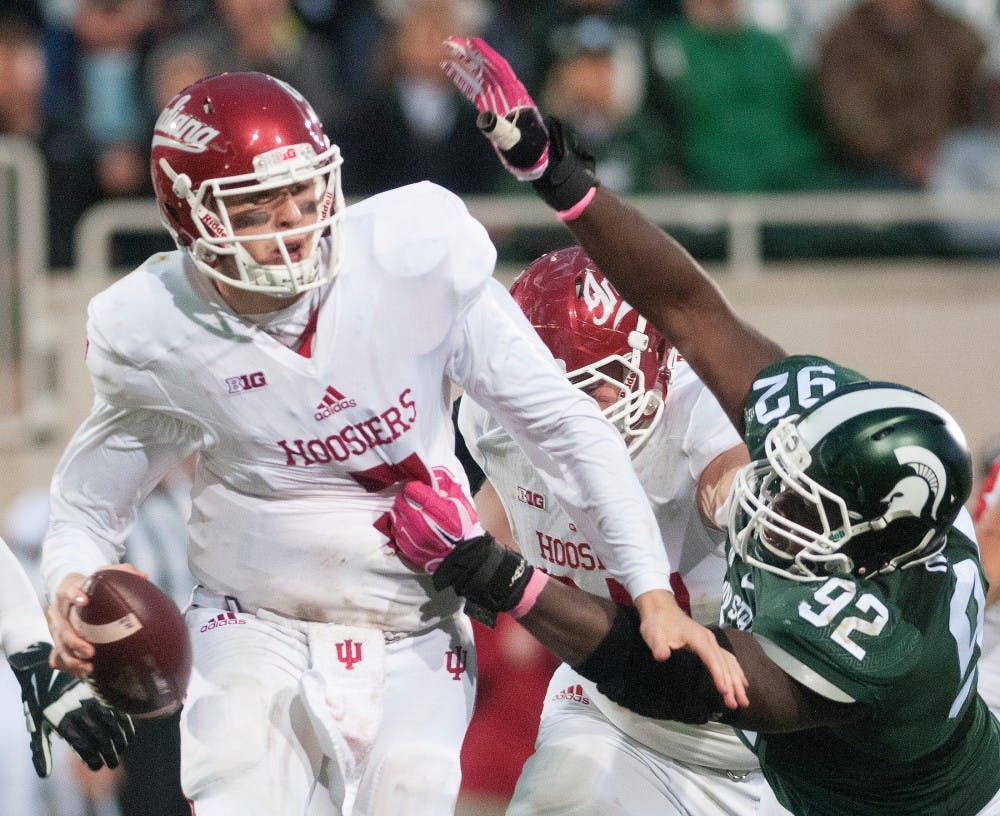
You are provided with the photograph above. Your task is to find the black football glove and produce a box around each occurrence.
[432,533,536,627]
[8,641,134,777]
[476,110,599,214]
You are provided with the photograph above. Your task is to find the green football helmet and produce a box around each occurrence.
[731,381,972,581]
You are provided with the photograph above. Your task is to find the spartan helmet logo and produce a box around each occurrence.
[882,445,947,523]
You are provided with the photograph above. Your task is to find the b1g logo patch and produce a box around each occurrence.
[517,486,545,509]
[226,371,267,394]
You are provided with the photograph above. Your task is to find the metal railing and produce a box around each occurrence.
[3,127,999,453]
[73,189,1000,280]
[0,136,59,445]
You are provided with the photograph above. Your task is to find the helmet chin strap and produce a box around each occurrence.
[627,316,650,353]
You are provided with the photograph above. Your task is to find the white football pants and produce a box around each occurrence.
[507,668,791,816]
[179,603,476,816]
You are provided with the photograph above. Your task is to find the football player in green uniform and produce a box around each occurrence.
[380,37,1000,816]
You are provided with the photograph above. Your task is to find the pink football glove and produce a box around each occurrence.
[388,466,485,573]
[442,36,550,181]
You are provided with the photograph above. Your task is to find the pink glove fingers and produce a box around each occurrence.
[384,466,484,573]
[441,36,550,181]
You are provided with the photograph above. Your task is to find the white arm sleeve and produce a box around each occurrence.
[449,279,671,599]
[0,540,51,656]
[41,398,203,599]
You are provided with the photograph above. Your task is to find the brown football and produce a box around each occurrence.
[70,569,192,719]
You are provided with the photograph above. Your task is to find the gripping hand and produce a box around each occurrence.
[9,641,134,777]
[385,467,541,626]
[388,466,485,573]
[442,36,599,216]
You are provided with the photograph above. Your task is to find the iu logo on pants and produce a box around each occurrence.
[336,639,363,670]
[446,647,468,681]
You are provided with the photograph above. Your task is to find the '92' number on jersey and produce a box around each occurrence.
[798,578,889,660]
[752,365,838,425]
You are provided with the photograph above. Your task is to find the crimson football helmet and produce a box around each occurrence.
[150,72,344,295]
[511,247,674,453]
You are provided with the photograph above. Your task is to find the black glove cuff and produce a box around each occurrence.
[531,116,599,212]
[8,642,52,678]
[576,606,726,724]
[432,533,534,624]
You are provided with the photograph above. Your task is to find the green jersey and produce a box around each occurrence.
[720,355,1000,815]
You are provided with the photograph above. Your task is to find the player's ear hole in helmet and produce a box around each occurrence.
[730,381,972,581]
[149,71,345,297]
[510,246,676,454]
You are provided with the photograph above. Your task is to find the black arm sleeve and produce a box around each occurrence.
[451,397,486,495]
[575,606,728,724]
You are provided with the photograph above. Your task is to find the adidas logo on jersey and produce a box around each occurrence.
[552,684,590,705]
[199,611,247,632]
[315,385,357,420]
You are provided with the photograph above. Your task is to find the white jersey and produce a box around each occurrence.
[0,539,50,656]
[975,460,1000,714]
[459,361,759,769]
[42,182,671,634]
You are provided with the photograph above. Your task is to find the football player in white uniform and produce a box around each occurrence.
[40,72,744,816]
[457,246,788,815]
[0,537,132,783]
[974,455,1000,714]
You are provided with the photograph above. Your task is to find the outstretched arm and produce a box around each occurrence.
[520,576,859,732]
[442,36,785,432]
[386,487,856,728]
[564,191,785,431]
[382,469,749,710]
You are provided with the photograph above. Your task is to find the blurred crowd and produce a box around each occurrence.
[3,2,1000,814]
[3,0,1000,269]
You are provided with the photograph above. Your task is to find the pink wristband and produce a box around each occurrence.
[556,186,597,222]
[510,570,549,618]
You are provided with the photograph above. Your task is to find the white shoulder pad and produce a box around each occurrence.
[344,181,496,296]
[86,252,196,406]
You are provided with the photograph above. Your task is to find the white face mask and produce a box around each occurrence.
[159,142,346,297]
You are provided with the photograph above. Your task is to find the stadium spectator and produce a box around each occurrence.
[289,0,388,93]
[648,0,841,193]
[0,10,90,269]
[817,0,986,190]
[144,32,224,114]
[929,64,1000,257]
[32,0,167,269]
[0,13,46,140]
[160,0,345,133]
[338,0,505,196]
[46,0,162,198]
[539,15,677,193]
[521,0,672,93]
